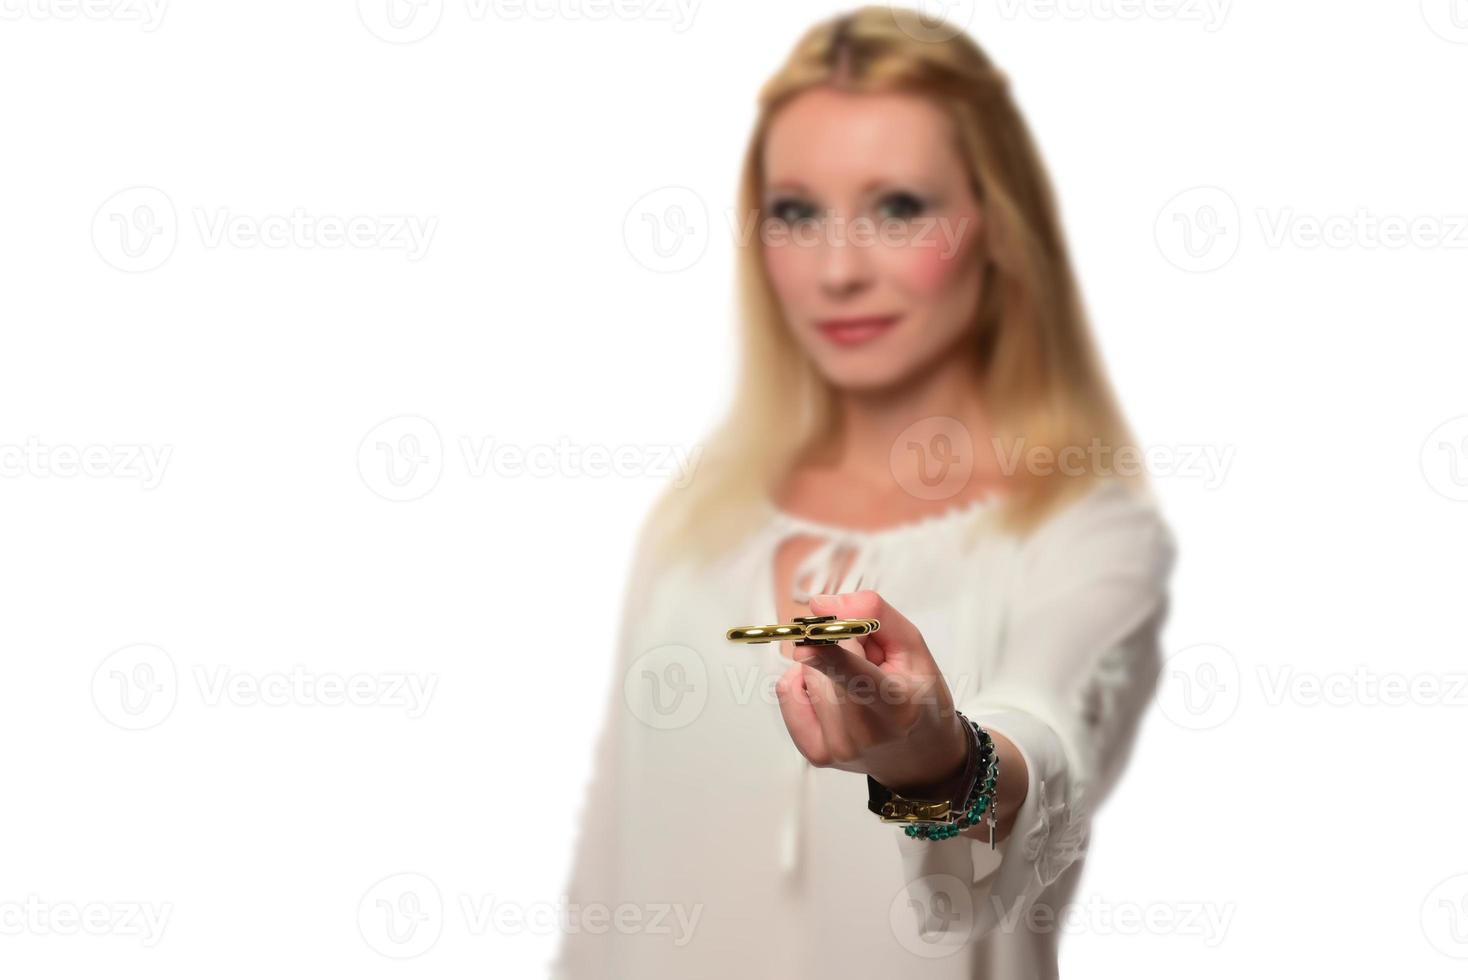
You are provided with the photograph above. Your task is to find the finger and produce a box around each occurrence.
[797,660,856,763]
[808,590,931,670]
[773,661,830,764]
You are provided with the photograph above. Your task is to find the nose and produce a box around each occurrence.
[817,217,874,297]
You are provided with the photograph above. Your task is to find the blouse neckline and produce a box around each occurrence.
[764,492,999,540]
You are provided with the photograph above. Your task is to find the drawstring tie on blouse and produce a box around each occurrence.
[774,528,884,885]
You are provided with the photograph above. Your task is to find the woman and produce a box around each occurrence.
[551,7,1176,978]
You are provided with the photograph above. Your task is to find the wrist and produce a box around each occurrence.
[882,712,971,798]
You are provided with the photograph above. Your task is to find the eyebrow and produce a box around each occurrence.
[763,177,929,195]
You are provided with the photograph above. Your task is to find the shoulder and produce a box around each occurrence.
[1018,478,1177,591]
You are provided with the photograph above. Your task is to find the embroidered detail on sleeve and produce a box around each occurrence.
[1021,779,1090,887]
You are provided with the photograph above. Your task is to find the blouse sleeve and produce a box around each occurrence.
[896,479,1178,945]
[547,512,663,980]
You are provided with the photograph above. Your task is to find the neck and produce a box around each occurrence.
[826,352,1001,499]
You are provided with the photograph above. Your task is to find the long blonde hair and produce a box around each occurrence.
[644,5,1140,567]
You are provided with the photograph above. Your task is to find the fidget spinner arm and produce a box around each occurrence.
[725,614,881,646]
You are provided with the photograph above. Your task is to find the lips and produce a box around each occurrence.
[815,314,902,347]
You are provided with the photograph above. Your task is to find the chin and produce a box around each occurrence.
[806,349,919,392]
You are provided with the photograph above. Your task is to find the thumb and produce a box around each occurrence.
[807,590,932,670]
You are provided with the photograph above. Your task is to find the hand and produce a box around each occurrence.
[771,590,970,794]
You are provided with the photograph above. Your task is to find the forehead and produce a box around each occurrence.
[762,87,961,188]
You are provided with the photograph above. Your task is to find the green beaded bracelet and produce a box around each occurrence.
[903,714,1000,848]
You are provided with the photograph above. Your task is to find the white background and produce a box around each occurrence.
[3,1,1467,976]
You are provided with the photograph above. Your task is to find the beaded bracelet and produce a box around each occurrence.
[903,714,1000,848]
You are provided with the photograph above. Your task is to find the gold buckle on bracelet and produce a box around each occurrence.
[876,794,955,824]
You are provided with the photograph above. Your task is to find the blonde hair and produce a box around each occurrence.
[644,5,1141,567]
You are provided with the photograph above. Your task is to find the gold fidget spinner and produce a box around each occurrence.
[725,614,881,647]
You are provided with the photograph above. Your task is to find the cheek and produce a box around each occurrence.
[897,210,984,296]
[887,241,971,299]
[762,243,815,309]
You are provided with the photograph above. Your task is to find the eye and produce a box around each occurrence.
[766,196,820,226]
[876,191,928,222]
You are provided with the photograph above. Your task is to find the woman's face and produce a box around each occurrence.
[760,86,988,391]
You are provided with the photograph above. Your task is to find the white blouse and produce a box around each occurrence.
[550,478,1176,979]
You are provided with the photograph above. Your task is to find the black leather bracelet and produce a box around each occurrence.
[866,709,995,843]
